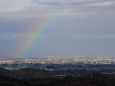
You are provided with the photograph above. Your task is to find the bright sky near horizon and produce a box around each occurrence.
[0,0,115,57]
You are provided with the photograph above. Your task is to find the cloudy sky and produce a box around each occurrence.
[0,0,115,57]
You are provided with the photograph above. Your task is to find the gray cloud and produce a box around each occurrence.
[32,0,115,12]
[0,0,115,19]
[0,33,22,40]
[71,35,115,39]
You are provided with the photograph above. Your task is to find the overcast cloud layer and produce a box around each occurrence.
[0,0,115,57]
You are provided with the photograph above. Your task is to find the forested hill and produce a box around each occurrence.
[0,67,115,86]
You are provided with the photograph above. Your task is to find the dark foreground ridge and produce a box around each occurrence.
[0,67,115,86]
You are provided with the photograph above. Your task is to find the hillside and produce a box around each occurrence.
[0,68,115,86]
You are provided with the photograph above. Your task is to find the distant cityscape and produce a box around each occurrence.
[0,56,115,64]
[0,56,115,71]
[1,56,115,86]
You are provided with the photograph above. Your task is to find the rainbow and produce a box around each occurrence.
[16,16,61,57]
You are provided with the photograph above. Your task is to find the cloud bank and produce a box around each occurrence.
[71,35,115,39]
[0,0,115,19]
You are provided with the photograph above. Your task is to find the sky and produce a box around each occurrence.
[0,0,115,57]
